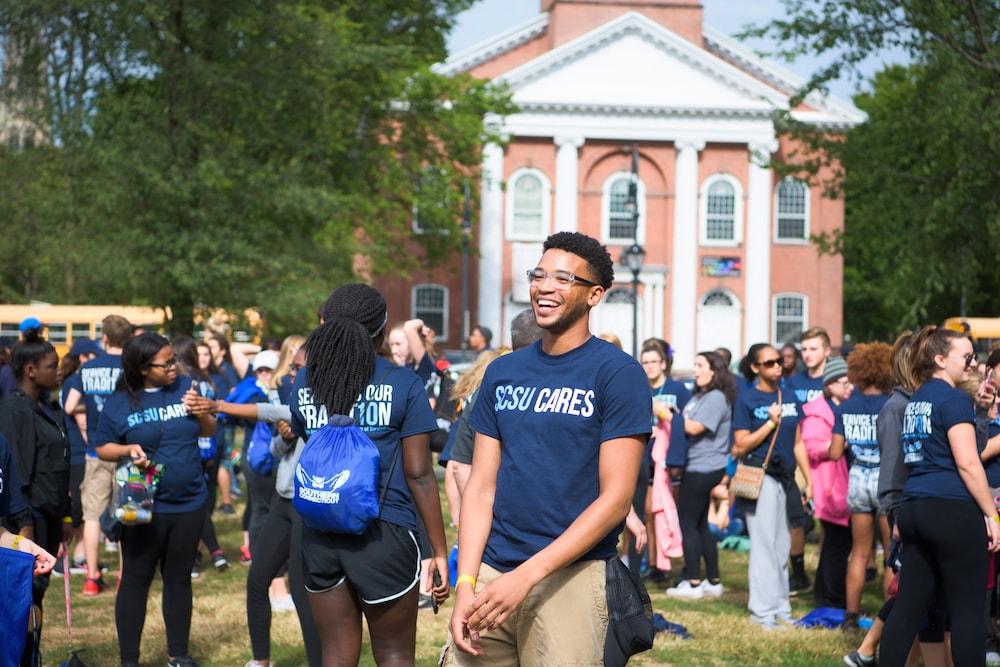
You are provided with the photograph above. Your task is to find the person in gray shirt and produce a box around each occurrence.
[666,351,738,600]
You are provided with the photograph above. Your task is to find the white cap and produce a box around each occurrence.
[253,350,280,371]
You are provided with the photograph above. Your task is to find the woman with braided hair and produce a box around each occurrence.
[291,284,450,666]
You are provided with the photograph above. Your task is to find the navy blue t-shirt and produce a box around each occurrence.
[902,378,976,501]
[833,393,889,469]
[0,433,25,517]
[468,336,651,572]
[61,372,87,465]
[290,357,438,532]
[986,416,1000,487]
[652,378,691,412]
[788,371,825,405]
[94,377,207,513]
[732,385,802,478]
[79,353,123,456]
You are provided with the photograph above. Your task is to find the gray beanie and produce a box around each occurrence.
[823,357,848,385]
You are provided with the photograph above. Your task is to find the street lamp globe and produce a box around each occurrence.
[621,243,645,276]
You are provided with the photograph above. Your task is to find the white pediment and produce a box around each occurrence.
[499,12,792,119]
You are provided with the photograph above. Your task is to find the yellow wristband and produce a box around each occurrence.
[992,515,999,524]
[456,574,477,589]
[766,419,776,430]
[11,534,22,551]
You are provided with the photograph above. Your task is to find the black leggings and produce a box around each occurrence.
[244,466,275,549]
[201,460,221,553]
[247,496,322,666]
[677,468,725,582]
[116,508,205,663]
[814,519,850,608]
[881,497,987,666]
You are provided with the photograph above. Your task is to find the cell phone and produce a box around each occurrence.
[978,368,995,401]
[431,568,442,615]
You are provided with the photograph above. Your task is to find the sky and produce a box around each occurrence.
[447,0,908,103]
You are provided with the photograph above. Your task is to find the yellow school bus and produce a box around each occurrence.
[943,317,1000,355]
[0,304,168,357]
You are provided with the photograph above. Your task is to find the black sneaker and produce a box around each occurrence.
[218,503,236,515]
[843,650,875,666]
[417,594,434,610]
[167,656,198,667]
[788,572,812,596]
[865,566,877,582]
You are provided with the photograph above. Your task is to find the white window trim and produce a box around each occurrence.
[699,173,743,247]
[411,283,449,343]
[773,177,811,245]
[601,171,647,245]
[505,167,551,242]
[771,292,809,345]
[699,288,741,309]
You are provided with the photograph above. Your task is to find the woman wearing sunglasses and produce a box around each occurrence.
[731,343,812,630]
[95,333,216,667]
[880,327,1000,666]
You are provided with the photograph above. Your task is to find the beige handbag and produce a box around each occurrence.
[730,391,782,500]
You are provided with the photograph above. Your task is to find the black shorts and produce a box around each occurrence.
[301,519,421,604]
[779,476,806,529]
[70,462,85,527]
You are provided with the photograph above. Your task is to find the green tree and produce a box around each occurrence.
[0,1,513,335]
[745,1,1000,340]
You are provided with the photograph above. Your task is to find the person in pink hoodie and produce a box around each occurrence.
[800,356,852,608]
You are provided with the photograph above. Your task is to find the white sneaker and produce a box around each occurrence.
[244,661,274,667]
[699,580,724,597]
[985,650,1000,666]
[666,579,704,600]
[270,595,296,613]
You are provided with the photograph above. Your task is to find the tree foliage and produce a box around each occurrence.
[0,1,513,336]
[746,0,1000,341]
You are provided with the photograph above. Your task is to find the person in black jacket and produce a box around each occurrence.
[0,326,70,666]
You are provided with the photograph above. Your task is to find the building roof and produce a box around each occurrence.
[438,10,865,129]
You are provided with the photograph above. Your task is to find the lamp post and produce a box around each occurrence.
[621,243,645,359]
[461,180,472,358]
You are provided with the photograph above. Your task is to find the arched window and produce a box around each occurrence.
[772,292,808,344]
[412,284,449,342]
[506,168,551,241]
[699,174,743,246]
[605,288,636,305]
[775,178,809,242]
[601,172,646,244]
[701,290,735,307]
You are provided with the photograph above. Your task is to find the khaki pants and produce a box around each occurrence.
[442,560,608,667]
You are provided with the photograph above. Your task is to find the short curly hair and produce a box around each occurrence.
[847,342,893,393]
[542,232,614,289]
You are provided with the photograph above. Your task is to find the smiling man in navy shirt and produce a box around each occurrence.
[446,232,651,666]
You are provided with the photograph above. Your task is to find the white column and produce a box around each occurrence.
[478,142,504,337]
[554,135,584,233]
[669,139,703,370]
[744,140,778,346]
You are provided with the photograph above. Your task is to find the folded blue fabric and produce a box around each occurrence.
[652,612,692,640]
[796,607,845,629]
[665,413,688,468]
[0,548,34,665]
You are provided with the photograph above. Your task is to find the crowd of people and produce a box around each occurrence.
[0,230,998,667]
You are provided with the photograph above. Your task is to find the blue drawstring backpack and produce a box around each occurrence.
[220,376,268,425]
[247,421,276,475]
[294,414,399,534]
[0,548,34,665]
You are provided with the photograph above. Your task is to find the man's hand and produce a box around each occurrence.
[465,568,535,633]
[276,419,295,442]
[449,582,483,656]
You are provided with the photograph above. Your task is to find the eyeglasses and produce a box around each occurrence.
[526,268,599,290]
[148,358,178,370]
[758,357,781,369]
[289,363,303,373]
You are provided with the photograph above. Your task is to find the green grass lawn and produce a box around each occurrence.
[39,497,881,666]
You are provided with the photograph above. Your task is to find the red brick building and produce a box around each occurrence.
[376,0,863,369]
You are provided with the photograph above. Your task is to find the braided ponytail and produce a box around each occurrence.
[305,317,375,416]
